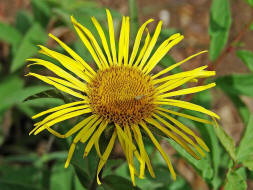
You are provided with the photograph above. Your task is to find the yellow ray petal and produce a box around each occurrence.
[65,142,76,168]
[131,126,145,179]
[123,17,130,66]
[64,116,100,168]
[155,110,209,152]
[131,125,155,178]
[95,138,102,158]
[97,129,117,185]
[27,58,89,88]
[63,116,101,168]
[116,127,130,173]
[189,79,198,83]
[156,76,197,95]
[125,126,136,186]
[116,127,138,178]
[152,113,206,157]
[46,115,96,138]
[35,108,92,135]
[155,98,220,119]
[83,120,109,157]
[156,78,183,92]
[47,76,82,91]
[145,118,200,160]
[35,105,90,128]
[31,100,87,120]
[71,16,104,70]
[118,16,126,66]
[48,33,96,76]
[106,9,117,65]
[80,117,103,143]
[153,66,214,85]
[129,19,154,66]
[38,45,92,82]
[155,68,214,91]
[115,124,143,164]
[152,50,208,79]
[143,34,184,74]
[156,107,213,125]
[138,21,163,70]
[71,18,109,68]
[142,33,181,73]
[139,121,176,180]
[124,126,139,178]
[132,30,151,67]
[117,128,126,152]
[26,73,87,99]
[157,83,216,99]
[91,16,113,66]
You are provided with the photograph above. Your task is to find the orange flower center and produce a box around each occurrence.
[88,66,156,126]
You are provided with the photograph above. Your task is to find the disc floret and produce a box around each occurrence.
[87,66,156,126]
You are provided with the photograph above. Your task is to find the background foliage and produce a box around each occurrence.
[0,0,253,189]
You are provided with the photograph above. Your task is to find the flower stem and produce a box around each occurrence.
[128,0,139,39]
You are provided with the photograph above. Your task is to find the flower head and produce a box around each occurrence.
[26,9,219,185]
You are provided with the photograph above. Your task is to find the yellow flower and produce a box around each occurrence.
[26,9,219,186]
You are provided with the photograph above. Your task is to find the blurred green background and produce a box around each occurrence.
[0,0,253,189]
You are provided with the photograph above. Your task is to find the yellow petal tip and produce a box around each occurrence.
[64,162,69,168]
[48,33,55,38]
[70,15,77,24]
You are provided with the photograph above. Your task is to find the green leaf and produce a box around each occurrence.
[74,175,87,190]
[0,75,24,114]
[241,158,253,170]
[18,98,64,116]
[214,124,236,161]
[11,23,47,72]
[209,0,231,61]
[23,88,64,102]
[70,143,99,189]
[216,74,253,97]
[162,175,191,190]
[192,90,222,189]
[151,165,174,185]
[201,125,222,189]
[102,175,141,190]
[18,85,52,102]
[0,164,41,190]
[50,161,73,190]
[250,23,253,30]
[15,11,33,34]
[0,74,52,115]
[237,50,253,72]
[73,166,90,189]
[244,0,253,7]
[224,170,247,190]
[31,0,51,27]
[0,22,22,47]
[236,115,253,166]
[168,139,214,180]
[52,8,72,26]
